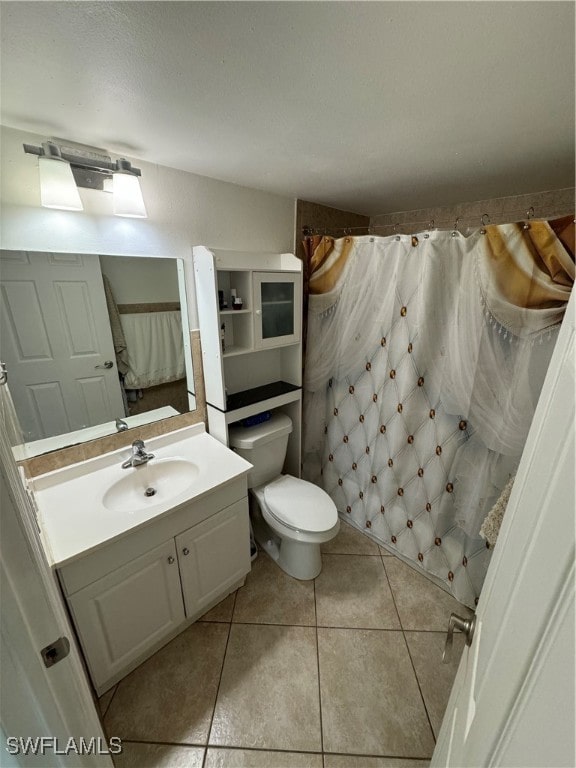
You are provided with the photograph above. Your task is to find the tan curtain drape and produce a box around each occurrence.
[302,216,574,301]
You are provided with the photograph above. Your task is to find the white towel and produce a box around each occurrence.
[480,474,516,547]
[121,311,185,389]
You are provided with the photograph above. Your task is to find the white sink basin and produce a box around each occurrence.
[31,424,253,567]
[102,458,200,513]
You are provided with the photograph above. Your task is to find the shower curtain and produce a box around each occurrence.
[302,217,574,607]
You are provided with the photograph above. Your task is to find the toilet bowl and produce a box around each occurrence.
[228,413,339,580]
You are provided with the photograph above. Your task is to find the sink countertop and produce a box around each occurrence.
[30,423,252,568]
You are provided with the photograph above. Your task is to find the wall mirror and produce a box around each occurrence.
[0,250,196,459]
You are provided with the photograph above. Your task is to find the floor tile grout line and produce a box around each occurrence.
[119,738,206,749]
[200,618,456,634]
[120,738,325,756]
[315,575,324,753]
[202,604,236,768]
[313,576,324,755]
[100,684,118,721]
[323,748,432,761]
[223,619,409,631]
[323,552,383,558]
[117,738,431,762]
[402,630,438,746]
[381,550,437,747]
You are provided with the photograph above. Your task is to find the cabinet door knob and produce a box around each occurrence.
[182,547,190,556]
[167,556,175,564]
[255,309,262,315]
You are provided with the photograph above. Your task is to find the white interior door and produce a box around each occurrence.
[0,398,113,766]
[432,292,575,768]
[0,250,125,441]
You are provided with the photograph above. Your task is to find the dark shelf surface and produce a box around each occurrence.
[225,381,301,412]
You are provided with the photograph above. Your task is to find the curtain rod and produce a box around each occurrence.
[302,206,574,237]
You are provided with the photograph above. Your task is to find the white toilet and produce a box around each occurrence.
[228,412,339,580]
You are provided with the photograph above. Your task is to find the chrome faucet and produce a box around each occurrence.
[121,439,155,469]
[115,417,129,432]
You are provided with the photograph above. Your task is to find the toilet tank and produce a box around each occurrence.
[228,413,293,488]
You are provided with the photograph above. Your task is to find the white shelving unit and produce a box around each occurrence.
[193,247,303,477]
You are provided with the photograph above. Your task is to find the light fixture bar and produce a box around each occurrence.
[23,142,142,177]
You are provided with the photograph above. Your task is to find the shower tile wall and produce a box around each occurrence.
[370,187,575,235]
[295,199,370,261]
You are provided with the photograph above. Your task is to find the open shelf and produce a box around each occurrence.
[219,309,251,315]
[222,345,253,358]
[226,381,300,412]
[223,387,301,426]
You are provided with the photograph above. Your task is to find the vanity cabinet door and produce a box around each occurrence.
[176,499,250,616]
[68,539,185,690]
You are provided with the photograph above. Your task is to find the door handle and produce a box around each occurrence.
[94,360,113,369]
[443,612,476,663]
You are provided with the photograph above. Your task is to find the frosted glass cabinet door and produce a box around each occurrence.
[253,272,301,349]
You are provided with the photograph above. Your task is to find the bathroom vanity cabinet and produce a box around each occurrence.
[193,247,303,475]
[58,480,249,695]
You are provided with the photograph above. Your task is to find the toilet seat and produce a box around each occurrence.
[263,475,337,533]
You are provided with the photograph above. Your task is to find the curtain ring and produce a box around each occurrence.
[394,222,401,241]
[452,217,460,237]
[480,213,490,235]
[424,218,434,238]
[523,206,535,230]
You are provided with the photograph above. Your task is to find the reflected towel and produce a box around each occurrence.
[480,474,516,547]
[103,275,129,375]
[121,311,184,389]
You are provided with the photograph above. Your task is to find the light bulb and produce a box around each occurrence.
[113,172,147,218]
[38,156,83,211]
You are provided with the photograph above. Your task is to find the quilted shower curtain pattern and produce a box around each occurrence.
[302,219,574,607]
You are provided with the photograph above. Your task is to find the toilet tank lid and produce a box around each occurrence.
[229,412,293,448]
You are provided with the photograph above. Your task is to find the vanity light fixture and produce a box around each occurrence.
[23,140,147,218]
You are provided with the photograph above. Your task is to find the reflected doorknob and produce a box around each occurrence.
[442,612,476,663]
[94,360,114,369]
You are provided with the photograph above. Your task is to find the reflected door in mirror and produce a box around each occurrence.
[0,251,125,441]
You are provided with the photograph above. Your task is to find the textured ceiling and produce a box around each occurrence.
[1,1,574,215]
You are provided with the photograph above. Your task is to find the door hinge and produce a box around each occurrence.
[40,636,70,668]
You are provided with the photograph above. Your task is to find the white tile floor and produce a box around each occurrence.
[101,520,470,768]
